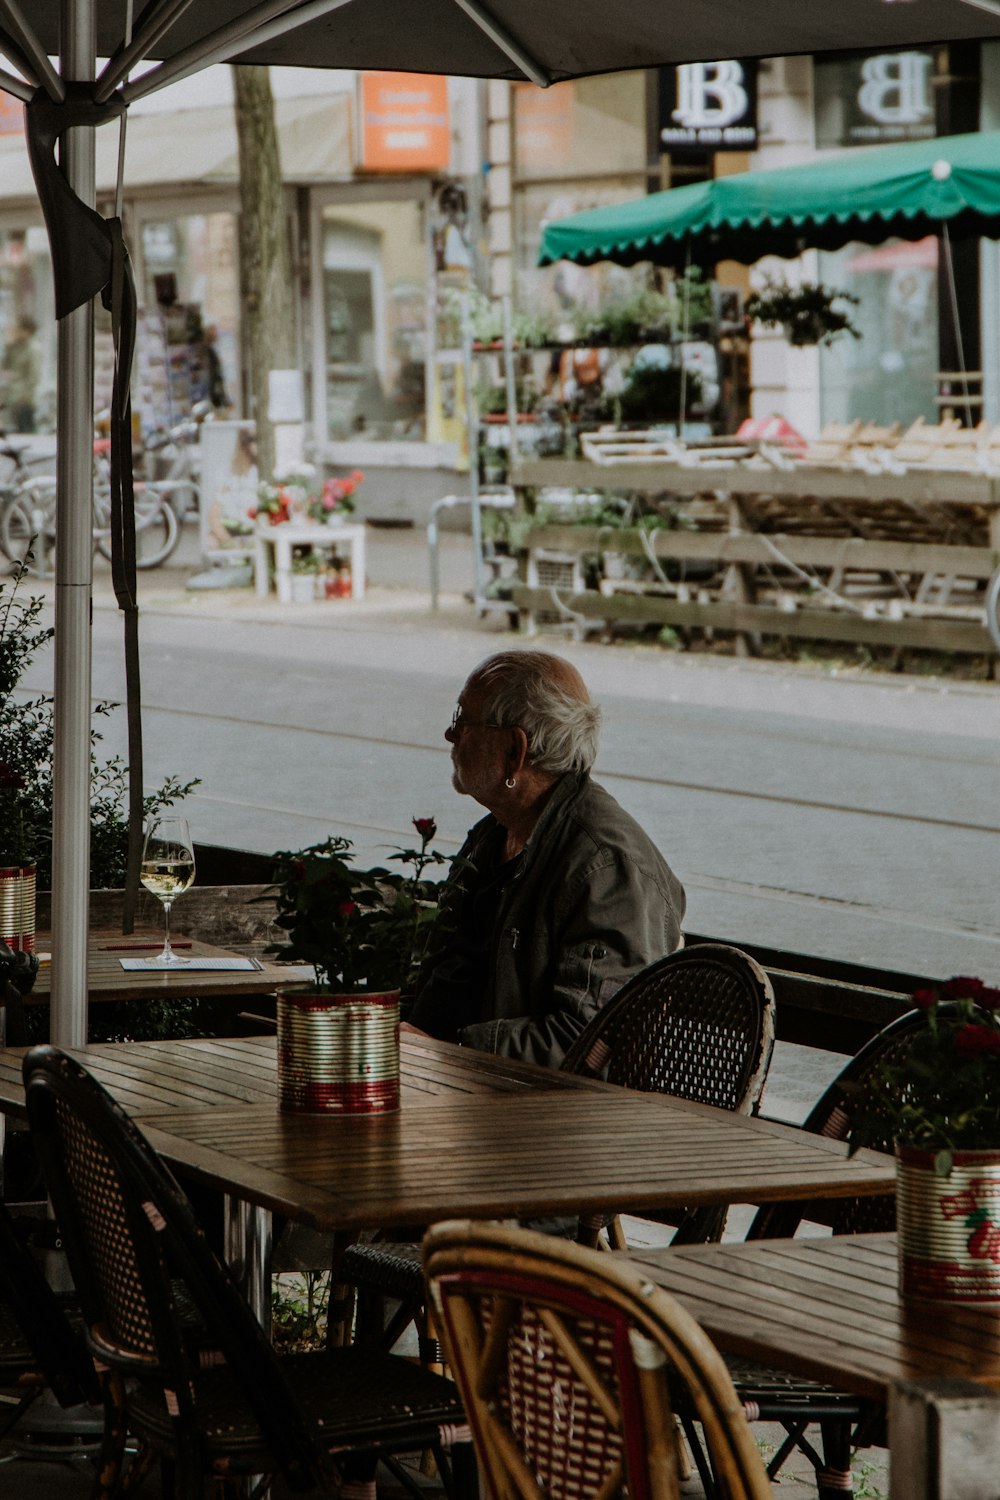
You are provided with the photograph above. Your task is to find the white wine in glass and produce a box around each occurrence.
[140,816,195,964]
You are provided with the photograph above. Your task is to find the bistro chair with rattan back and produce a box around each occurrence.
[341,943,775,1359]
[691,1005,944,1500]
[424,1218,773,1500]
[564,942,776,1249]
[21,1044,468,1500]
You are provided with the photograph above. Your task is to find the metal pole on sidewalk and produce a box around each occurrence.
[50,0,95,1047]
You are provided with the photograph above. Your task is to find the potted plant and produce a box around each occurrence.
[852,976,1000,1304]
[745,279,861,347]
[265,819,447,1114]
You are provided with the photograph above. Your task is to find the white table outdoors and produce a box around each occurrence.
[254,520,366,603]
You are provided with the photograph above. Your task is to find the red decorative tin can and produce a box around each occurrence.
[277,988,400,1115]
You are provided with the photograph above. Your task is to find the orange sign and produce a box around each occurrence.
[359,73,450,172]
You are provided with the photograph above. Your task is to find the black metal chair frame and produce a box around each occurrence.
[0,1195,105,1452]
[22,1043,467,1500]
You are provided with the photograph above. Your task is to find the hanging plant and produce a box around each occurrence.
[745,279,861,347]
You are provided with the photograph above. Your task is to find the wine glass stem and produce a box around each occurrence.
[162,899,174,962]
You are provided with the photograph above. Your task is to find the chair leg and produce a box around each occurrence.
[816,1418,854,1496]
[89,1369,132,1500]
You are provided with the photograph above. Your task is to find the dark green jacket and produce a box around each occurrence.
[411,773,685,1068]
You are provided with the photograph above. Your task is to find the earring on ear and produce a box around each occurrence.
[505,776,516,789]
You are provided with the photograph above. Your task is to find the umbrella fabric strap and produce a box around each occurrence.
[25,88,144,932]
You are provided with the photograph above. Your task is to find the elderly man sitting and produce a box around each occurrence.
[405,649,685,1068]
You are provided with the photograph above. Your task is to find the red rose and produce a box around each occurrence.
[912,988,938,1011]
[976,986,1000,1012]
[413,816,437,840]
[943,976,985,999]
[338,900,357,919]
[954,1023,1000,1058]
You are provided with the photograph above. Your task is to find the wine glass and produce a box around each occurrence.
[140,816,196,964]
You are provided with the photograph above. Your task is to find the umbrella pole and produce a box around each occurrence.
[50,0,95,1048]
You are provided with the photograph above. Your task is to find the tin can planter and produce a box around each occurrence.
[277,988,400,1115]
[0,863,36,954]
[897,1145,1000,1304]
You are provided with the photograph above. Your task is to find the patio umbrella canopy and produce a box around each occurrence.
[22,1,1000,88]
[538,129,1000,270]
[8,0,1000,1045]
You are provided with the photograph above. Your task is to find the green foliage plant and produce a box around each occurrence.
[745,279,861,347]
[849,976,1000,1175]
[266,818,447,994]
[0,563,197,886]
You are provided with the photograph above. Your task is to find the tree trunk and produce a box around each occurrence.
[232,65,296,482]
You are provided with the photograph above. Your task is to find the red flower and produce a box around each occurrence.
[413,816,437,840]
[954,1023,1000,1058]
[338,900,357,919]
[943,976,985,999]
[976,986,1000,1012]
[912,988,938,1011]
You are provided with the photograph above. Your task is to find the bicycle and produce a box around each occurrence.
[138,399,211,523]
[1,439,179,575]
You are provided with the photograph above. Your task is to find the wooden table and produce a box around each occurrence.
[134,1088,895,1236]
[628,1233,1000,1403]
[253,521,366,603]
[0,1034,597,1120]
[25,929,303,1006]
[4,1035,895,1325]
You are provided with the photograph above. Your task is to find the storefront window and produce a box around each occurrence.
[320,199,428,442]
[819,238,939,427]
[0,225,54,434]
[138,212,239,427]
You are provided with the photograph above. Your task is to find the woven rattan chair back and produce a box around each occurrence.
[424,1219,772,1500]
[747,1006,945,1239]
[562,944,775,1115]
[22,1044,337,1493]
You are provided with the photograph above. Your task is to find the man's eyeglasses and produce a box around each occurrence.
[448,707,504,736]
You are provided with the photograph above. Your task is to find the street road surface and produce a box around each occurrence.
[23,528,1000,987]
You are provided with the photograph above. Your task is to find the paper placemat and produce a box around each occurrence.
[119,957,263,973]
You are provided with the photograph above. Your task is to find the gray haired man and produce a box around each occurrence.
[405,650,685,1067]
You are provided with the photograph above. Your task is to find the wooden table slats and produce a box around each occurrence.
[629,1234,1000,1401]
[0,1036,602,1120]
[134,1091,894,1234]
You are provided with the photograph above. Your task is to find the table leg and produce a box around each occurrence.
[253,535,270,600]
[274,534,293,605]
[224,1195,273,1338]
[351,528,366,600]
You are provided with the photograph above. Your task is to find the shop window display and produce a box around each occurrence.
[819,237,939,428]
[0,226,55,433]
[138,212,239,429]
[320,199,428,442]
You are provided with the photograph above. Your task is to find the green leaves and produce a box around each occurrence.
[850,980,1000,1155]
[266,823,447,994]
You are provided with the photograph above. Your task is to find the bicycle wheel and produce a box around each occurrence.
[0,483,57,575]
[95,489,180,569]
